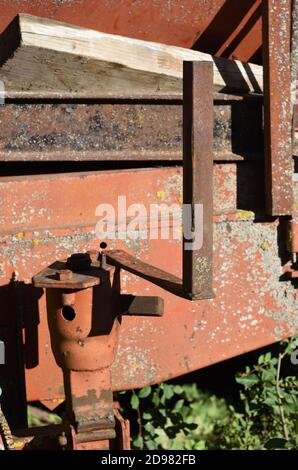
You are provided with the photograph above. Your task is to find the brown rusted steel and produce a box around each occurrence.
[9,403,127,450]
[183,61,214,299]
[291,0,298,145]
[286,220,298,253]
[0,102,182,162]
[10,426,116,450]
[0,98,263,162]
[44,289,119,372]
[75,428,116,444]
[262,0,293,215]
[107,63,214,300]
[33,262,119,448]
[32,250,164,448]
[64,369,115,433]
[106,249,184,297]
[121,295,164,317]
[33,261,109,289]
[114,408,131,451]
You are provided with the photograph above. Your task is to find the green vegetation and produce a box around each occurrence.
[120,337,298,450]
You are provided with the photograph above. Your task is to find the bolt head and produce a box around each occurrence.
[66,253,91,270]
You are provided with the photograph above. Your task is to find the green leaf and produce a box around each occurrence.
[236,374,259,388]
[145,439,157,450]
[142,411,153,420]
[262,369,275,383]
[263,396,278,407]
[131,393,140,410]
[264,352,272,362]
[258,355,265,365]
[139,386,152,398]
[173,385,184,395]
[152,392,160,407]
[133,435,144,449]
[144,422,156,436]
[163,384,174,399]
[173,399,185,412]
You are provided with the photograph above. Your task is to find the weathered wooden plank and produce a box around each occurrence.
[0,14,263,98]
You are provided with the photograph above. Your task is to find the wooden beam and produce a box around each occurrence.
[0,14,263,98]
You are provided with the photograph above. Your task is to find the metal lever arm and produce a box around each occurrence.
[107,61,214,301]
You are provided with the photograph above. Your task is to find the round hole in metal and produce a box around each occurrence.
[62,305,76,321]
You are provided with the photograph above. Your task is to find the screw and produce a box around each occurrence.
[100,252,107,269]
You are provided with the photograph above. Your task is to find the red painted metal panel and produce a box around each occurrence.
[0,1,262,62]
[0,168,297,400]
[0,0,295,418]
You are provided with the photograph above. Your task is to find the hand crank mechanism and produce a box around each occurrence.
[32,62,214,450]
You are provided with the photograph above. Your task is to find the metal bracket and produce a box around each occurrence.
[33,250,164,448]
[33,252,164,317]
[34,62,215,302]
[262,0,294,216]
[107,61,215,301]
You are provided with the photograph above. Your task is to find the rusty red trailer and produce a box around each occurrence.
[0,0,297,450]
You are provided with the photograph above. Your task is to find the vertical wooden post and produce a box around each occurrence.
[183,61,214,300]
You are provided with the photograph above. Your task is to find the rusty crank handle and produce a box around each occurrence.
[106,61,214,301]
